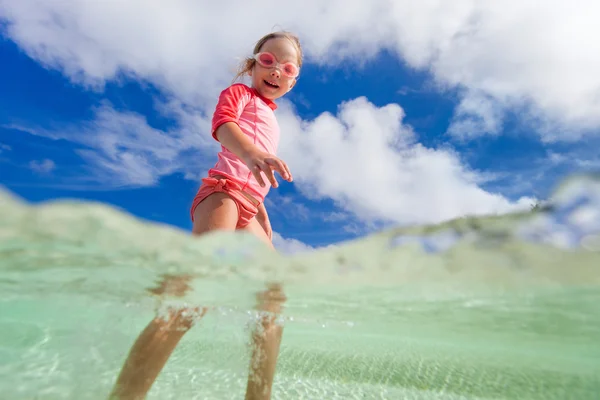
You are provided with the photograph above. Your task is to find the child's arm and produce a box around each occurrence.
[211,84,293,188]
[255,202,273,240]
[215,122,292,188]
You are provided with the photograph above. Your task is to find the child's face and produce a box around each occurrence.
[249,37,299,100]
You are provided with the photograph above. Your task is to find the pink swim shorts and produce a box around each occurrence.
[190,176,259,228]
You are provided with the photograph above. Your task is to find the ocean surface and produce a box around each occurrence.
[1,175,599,399]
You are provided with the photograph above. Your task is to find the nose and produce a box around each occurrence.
[270,68,281,78]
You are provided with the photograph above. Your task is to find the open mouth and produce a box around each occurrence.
[264,79,279,89]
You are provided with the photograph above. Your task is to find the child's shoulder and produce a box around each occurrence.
[218,83,276,110]
[221,82,253,95]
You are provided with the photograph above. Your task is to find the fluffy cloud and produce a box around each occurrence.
[1,0,599,141]
[384,1,600,140]
[277,98,534,225]
[272,231,315,254]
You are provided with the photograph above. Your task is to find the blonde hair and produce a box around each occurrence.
[232,30,303,83]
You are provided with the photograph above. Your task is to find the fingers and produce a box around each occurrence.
[250,160,276,187]
[251,164,267,187]
[279,159,293,182]
[264,161,279,187]
[265,157,293,182]
[248,154,293,188]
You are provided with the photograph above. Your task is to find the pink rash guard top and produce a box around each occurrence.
[207,83,280,204]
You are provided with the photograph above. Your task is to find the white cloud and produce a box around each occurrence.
[29,158,56,174]
[547,149,600,170]
[9,100,215,187]
[323,211,349,222]
[445,91,504,140]
[277,97,534,226]
[1,0,599,141]
[272,231,315,254]
[385,1,600,141]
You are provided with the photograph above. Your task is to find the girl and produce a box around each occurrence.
[109,31,303,400]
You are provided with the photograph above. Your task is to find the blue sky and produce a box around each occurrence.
[1,2,599,252]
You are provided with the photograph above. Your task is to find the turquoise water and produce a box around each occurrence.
[1,176,599,399]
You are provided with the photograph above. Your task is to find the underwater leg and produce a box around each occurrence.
[108,305,206,400]
[244,282,287,400]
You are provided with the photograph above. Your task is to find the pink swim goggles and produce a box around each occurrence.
[253,52,300,78]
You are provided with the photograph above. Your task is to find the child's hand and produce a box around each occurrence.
[242,149,293,188]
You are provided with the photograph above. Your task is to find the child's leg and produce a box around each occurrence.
[240,218,286,400]
[108,193,239,400]
[244,283,286,400]
[108,304,207,400]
